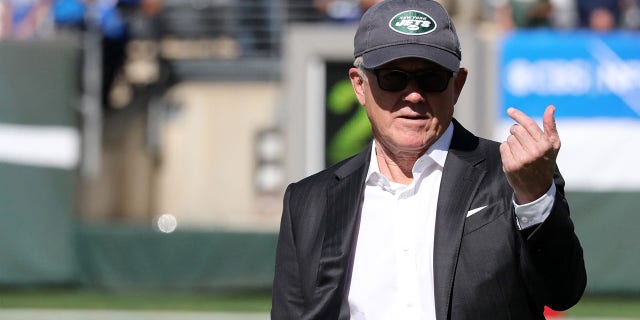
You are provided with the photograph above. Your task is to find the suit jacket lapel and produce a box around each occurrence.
[309,146,370,319]
[433,120,486,320]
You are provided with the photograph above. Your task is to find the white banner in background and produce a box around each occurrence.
[0,123,80,169]
[494,119,640,191]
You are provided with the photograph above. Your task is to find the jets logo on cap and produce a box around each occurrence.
[389,10,437,35]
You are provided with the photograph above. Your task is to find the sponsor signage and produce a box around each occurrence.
[500,30,640,119]
[498,31,640,191]
[324,61,372,166]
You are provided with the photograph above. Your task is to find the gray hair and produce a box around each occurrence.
[354,56,368,81]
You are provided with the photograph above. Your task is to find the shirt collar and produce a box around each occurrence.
[366,123,454,184]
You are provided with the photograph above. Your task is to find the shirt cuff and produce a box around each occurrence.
[513,182,557,230]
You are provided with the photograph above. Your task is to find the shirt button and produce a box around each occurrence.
[520,217,529,224]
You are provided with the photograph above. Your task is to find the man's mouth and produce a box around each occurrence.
[398,114,427,120]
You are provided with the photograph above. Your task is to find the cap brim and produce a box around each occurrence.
[362,43,460,71]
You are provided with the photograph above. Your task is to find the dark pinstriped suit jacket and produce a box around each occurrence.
[271,119,586,320]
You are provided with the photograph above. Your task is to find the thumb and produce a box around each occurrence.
[543,105,560,148]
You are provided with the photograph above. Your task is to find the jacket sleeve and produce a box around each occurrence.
[521,173,587,311]
[271,184,305,319]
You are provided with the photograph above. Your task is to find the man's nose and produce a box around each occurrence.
[403,80,426,102]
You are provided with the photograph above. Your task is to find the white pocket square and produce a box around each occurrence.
[466,205,488,217]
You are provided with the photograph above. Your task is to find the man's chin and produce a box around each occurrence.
[391,140,433,154]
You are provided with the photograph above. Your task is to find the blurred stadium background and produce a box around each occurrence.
[1,0,639,319]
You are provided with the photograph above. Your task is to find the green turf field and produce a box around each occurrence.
[0,289,271,312]
[567,296,640,318]
[0,290,639,318]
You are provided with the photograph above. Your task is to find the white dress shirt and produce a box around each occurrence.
[348,124,556,320]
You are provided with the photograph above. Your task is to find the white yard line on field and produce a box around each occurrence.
[0,310,638,320]
[0,309,269,320]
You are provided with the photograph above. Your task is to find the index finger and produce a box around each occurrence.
[506,107,545,138]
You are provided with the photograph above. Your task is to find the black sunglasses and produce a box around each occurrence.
[365,68,453,93]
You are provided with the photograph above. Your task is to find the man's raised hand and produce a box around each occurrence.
[499,105,561,204]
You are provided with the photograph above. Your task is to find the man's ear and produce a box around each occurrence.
[453,67,468,105]
[349,67,367,106]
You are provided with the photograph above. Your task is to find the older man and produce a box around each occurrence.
[271,0,586,319]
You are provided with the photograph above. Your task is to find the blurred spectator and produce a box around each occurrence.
[359,0,383,10]
[492,0,554,30]
[52,0,163,109]
[52,0,84,29]
[623,0,640,28]
[52,0,124,37]
[615,0,640,29]
[313,0,365,21]
[1,0,54,39]
[576,0,624,31]
[549,0,576,29]
[102,0,170,110]
[313,0,457,22]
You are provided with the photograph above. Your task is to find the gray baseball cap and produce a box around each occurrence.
[354,0,461,71]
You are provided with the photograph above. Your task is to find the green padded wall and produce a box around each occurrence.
[76,225,277,292]
[0,40,79,285]
[568,191,640,295]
